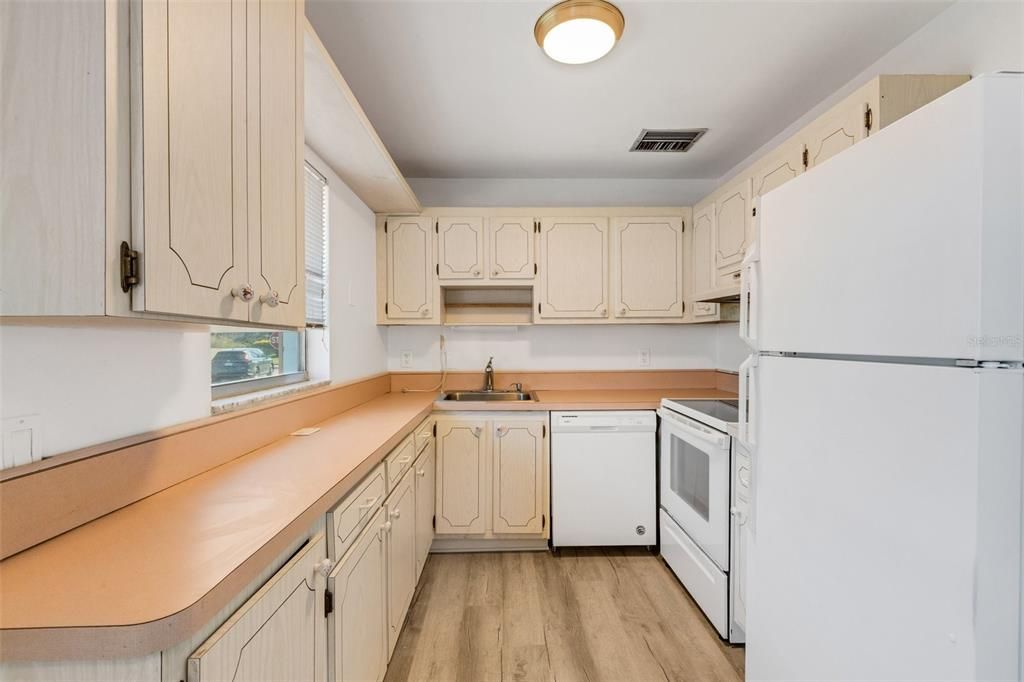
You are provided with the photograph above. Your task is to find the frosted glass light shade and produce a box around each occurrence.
[535,1,624,65]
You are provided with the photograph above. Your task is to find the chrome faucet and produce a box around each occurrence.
[483,357,494,392]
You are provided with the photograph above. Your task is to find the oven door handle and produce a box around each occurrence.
[658,409,730,449]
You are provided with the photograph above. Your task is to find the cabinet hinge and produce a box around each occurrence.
[542,514,546,530]
[384,302,389,315]
[119,241,139,293]
[435,220,439,234]
[384,221,388,234]
[324,589,334,617]
[801,146,809,169]
[432,514,436,530]
[681,220,685,233]
[752,206,757,218]
[432,422,437,437]
[436,263,440,276]
[537,302,542,314]
[864,105,873,134]
[533,263,538,275]
[542,423,546,438]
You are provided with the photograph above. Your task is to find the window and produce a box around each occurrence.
[210,162,329,399]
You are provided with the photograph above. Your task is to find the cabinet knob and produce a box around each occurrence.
[421,308,430,317]
[382,521,392,533]
[231,285,254,302]
[314,558,335,578]
[733,272,742,280]
[492,270,499,277]
[260,290,280,307]
[496,425,509,438]
[390,509,401,520]
[472,269,481,277]
[416,468,426,477]
[599,308,608,317]
[619,307,627,316]
[472,426,482,437]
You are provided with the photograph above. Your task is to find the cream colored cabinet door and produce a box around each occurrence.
[802,99,867,169]
[488,217,536,280]
[135,0,249,321]
[385,217,434,320]
[386,468,417,657]
[750,141,804,247]
[414,441,436,578]
[691,201,716,301]
[611,217,684,319]
[437,217,485,280]
[537,217,609,319]
[491,421,547,535]
[714,177,752,287]
[328,509,387,682]
[247,0,304,326]
[434,419,488,535]
[188,534,327,682]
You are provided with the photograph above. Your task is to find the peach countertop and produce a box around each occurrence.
[0,386,733,661]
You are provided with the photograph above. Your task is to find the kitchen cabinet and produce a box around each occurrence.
[414,441,436,578]
[327,508,387,682]
[537,217,610,320]
[611,217,685,319]
[434,419,489,534]
[691,201,717,302]
[488,217,537,280]
[327,463,386,561]
[434,415,549,543]
[750,141,804,213]
[437,217,485,281]
[380,216,438,322]
[801,96,865,170]
[491,420,547,535]
[134,0,304,325]
[385,467,418,656]
[187,533,327,682]
[386,434,417,489]
[714,178,752,289]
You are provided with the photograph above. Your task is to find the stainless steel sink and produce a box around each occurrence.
[441,391,537,402]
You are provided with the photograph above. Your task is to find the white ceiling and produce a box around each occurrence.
[306,0,953,180]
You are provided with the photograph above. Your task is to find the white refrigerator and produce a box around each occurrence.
[738,73,1024,681]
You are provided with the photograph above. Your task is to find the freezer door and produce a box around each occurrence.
[755,74,1023,361]
[746,355,1022,681]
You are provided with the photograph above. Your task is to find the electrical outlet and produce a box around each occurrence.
[638,349,651,367]
[2,415,41,470]
[400,351,413,368]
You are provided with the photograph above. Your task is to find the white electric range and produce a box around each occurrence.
[657,398,748,644]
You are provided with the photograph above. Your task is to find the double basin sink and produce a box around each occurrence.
[441,390,537,402]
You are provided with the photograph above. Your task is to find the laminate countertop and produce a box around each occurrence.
[0,386,735,661]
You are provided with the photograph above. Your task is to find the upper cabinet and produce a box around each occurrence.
[537,217,610,320]
[488,217,537,280]
[436,216,536,282]
[0,0,306,326]
[437,217,485,281]
[691,201,717,302]
[379,216,438,323]
[611,217,685,319]
[713,178,752,289]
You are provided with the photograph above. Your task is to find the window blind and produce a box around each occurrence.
[304,163,328,328]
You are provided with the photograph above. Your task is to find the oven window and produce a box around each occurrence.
[670,435,711,521]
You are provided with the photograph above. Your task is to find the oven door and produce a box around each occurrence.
[658,408,731,569]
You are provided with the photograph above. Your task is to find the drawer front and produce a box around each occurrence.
[328,464,386,560]
[386,435,417,490]
[414,418,434,453]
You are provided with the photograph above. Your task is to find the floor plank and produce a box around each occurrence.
[385,549,744,682]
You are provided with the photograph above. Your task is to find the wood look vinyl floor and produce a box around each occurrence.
[385,549,745,682]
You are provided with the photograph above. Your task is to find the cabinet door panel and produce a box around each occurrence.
[329,509,387,682]
[386,469,417,656]
[715,178,752,281]
[248,0,304,326]
[385,217,434,319]
[437,217,484,280]
[488,217,535,280]
[804,101,866,169]
[435,419,488,534]
[188,534,326,682]
[538,217,609,319]
[691,203,716,300]
[414,442,436,578]
[612,217,684,318]
[492,421,546,535]
[137,0,248,320]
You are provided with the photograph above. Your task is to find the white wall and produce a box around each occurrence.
[305,147,388,384]
[714,322,750,373]
[407,177,716,207]
[0,319,211,458]
[387,324,720,372]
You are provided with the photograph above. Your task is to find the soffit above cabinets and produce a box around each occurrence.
[304,18,421,214]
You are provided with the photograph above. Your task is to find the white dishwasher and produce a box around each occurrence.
[550,411,657,548]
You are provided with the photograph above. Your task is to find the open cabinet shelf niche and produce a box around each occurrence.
[442,286,534,325]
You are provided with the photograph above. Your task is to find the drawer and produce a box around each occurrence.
[386,435,417,490]
[414,417,434,453]
[327,463,386,560]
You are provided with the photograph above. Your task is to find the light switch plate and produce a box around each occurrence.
[638,349,651,367]
[400,351,413,368]
[2,415,42,470]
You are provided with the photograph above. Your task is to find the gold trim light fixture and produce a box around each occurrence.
[534,0,625,65]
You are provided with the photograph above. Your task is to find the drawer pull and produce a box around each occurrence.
[358,496,378,512]
[390,509,401,520]
[416,468,426,477]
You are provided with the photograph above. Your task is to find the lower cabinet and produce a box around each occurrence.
[327,507,388,682]
[435,414,548,540]
[414,440,436,578]
[386,466,418,656]
[188,534,328,682]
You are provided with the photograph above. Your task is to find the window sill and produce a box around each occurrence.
[211,379,331,416]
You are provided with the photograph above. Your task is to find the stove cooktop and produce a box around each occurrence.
[661,399,739,431]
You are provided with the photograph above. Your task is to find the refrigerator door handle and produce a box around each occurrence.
[738,354,758,446]
[739,243,760,351]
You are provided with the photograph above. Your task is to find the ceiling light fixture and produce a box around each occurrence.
[534,0,625,65]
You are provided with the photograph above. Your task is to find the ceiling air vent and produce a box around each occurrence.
[629,128,707,153]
